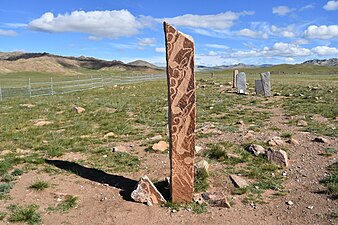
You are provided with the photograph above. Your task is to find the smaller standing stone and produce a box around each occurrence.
[313,137,331,144]
[131,176,166,206]
[260,72,271,97]
[236,72,246,94]
[229,175,249,188]
[267,148,289,167]
[232,69,239,88]
[255,80,264,95]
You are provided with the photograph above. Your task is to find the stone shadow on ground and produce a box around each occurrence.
[45,159,138,201]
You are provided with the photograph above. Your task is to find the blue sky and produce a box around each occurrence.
[0,0,338,66]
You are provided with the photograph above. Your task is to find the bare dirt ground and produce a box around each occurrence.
[1,95,337,225]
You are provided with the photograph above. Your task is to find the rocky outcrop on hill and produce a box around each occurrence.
[302,58,338,67]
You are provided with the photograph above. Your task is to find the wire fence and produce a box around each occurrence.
[0,74,166,101]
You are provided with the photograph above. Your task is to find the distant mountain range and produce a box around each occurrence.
[0,51,337,74]
[0,51,161,74]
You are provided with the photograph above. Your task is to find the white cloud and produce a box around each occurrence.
[161,11,254,30]
[88,36,102,41]
[155,47,165,53]
[138,38,156,46]
[205,44,229,49]
[312,46,338,55]
[300,4,315,11]
[323,0,338,10]
[271,42,311,56]
[285,57,295,63]
[207,51,218,56]
[272,6,294,16]
[28,10,151,39]
[293,39,310,45]
[0,29,17,36]
[236,28,268,39]
[304,25,338,39]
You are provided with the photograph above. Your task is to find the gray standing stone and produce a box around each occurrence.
[255,79,264,95]
[236,72,246,94]
[233,69,239,88]
[260,72,271,97]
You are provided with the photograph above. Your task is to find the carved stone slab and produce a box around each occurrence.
[164,22,196,203]
[236,72,246,94]
[255,79,264,95]
[260,72,271,96]
[233,69,239,88]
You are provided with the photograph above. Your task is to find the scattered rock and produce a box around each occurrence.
[236,120,245,126]
[152,141,169,152]
[193,193,204,204]
[245,144,265,156]
[104,132,115,138]
[268,136,284,146]
[201,192,231,208]
[229,175,249,188]
[195,146,203,154]
[131,175,166,206]
[0,150,12,156]
[74,106,85,114]
[307,205,314,210]
[287,138,299,145]
[286,200,294,205]
[112,145,128,153]
[267,148,289,167]
[34,120,53,126]
[20,103,35,108]
[149,135,162,141]
[195,160,209,175]
[16,149,31,154]
[244,132,254,139]
[297,120,308,126]
[313,137,331,144]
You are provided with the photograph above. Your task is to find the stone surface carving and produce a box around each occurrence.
[164,22,196,203]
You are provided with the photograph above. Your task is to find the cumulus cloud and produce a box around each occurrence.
[300,4,315,11]
[161,11,254,30]
[312,46,338,55]
[323,0,338,10]
[0,29,17,36]
[155,47,165,53]
[236,28,268,39]
[304,25,338,39]
[272,6,294,16]
[138,38,156,46]
[28,10,151,39]
[250,22,298,38]
[88,36,102,41]
[207,51,218,56]
[205,44,229,49]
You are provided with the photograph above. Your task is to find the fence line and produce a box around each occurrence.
[0,74,166,101]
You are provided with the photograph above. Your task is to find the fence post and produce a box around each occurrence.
[28,78,32,97]
[0,85,3,101]
[50,77,54,95]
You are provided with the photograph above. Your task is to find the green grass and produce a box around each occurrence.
[320,162,338,198]
[47,195,79,213]
[7,204,41,225]
[0,183,13,200]
[194,167,209,193]
[29,180,50,191]
[0,211,6,220]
